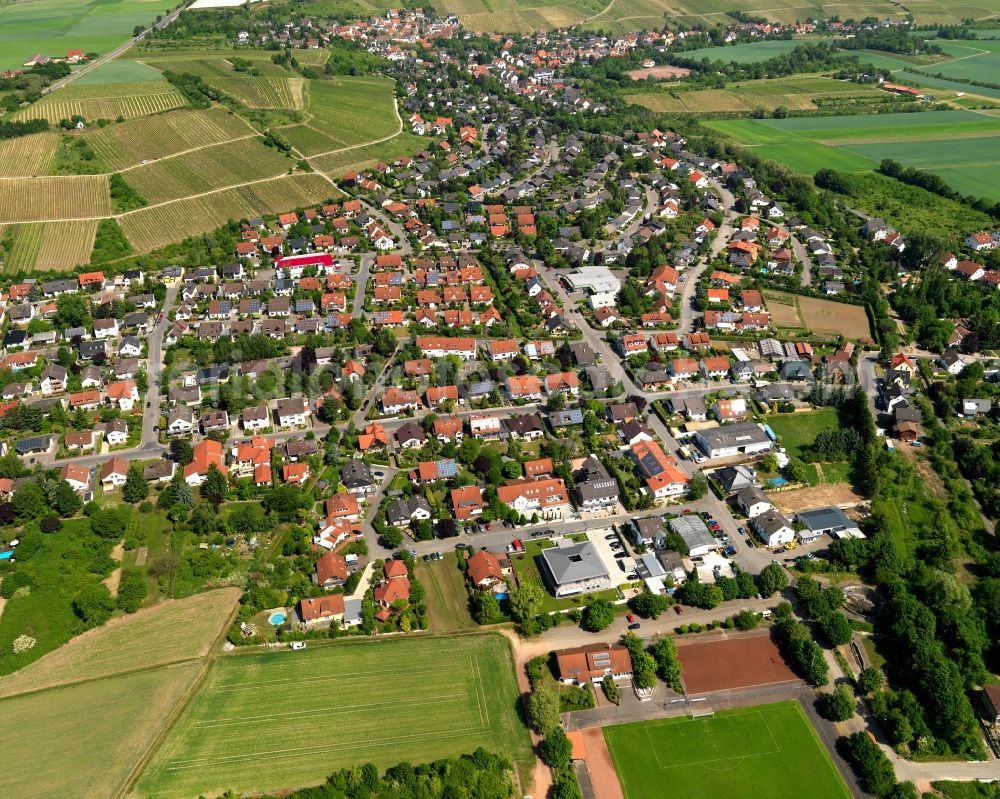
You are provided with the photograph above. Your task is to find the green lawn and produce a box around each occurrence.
[73,58,163,85]
[0,0,178,71]
[604,701,851,799]
[132,634,533,799]
[418,552,480,632]
[681,39,830,64]
[766,408,841,461]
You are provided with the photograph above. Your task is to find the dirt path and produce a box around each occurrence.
[103,542,125,598]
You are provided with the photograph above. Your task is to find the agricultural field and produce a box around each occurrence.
[604,701,851,799]
[138,49,293,79]
[0,588,240,699]
[73,58,164,85]
[706,110,1000,199]
[132,634,533,799]
[311,132,428,178]
[0,175,111,223]
[674,38,826,64]
[0,223,46,271]
[118,173,335,252]
[0,661,203,799]
[766,407,842,461]
[627,74,883,114]
[85,108,257,171]
[928,39,1000,83]
[433,0,603,33]
[12,80,187,123]
[210,76,304,109]
[762,290,873,342]
[32,220,100,271]
[0,0,178,71]
[895,69,1000,102]
[285,77,400,157]
[0,132,59,177]
[121,137,298,204]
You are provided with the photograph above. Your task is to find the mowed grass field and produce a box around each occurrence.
[604,701,851,799]
[706,110,1000,200]
[0,589,239,799]
[0,0,178,71]
[0,588,240,699]
[766,407,841,460]
[118,172,336,252]
[132,634,533,799]
[0,661,203,799]
[12,80,186,123]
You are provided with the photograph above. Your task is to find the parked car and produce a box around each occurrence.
[531,530,546,537]
[605,533,619,541]
[626,572,638,580]
[628,622,641,631]
[614,552,627,559]
[626,614,635,623]
[455,543,468,550]
[673,605,683,615]
[737,526,746,537]
[289,641,306,650]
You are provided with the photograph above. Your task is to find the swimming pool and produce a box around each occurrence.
[268,611,286,625]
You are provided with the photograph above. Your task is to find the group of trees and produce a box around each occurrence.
[844,732,918,799]
[775,616,829,686]
[523,660,582,799]
[793,576,852,646]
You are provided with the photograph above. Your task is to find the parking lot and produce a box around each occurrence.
[583,527,636,589]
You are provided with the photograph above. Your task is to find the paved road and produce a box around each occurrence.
[352,255,372,318]
[678,178,738,334]
[44,3,188,94]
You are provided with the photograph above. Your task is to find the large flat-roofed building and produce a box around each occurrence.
[563,266,621,295]
[540,541,612,597]
[555,643,633,684]
[796,507,864,542]
[668,515,720,558]
[693,422,772,460]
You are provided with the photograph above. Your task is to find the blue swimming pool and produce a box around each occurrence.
[494,592,508,601]
[268,612,286,625]
[0,551,12,560]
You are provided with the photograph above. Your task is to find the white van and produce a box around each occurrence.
[289,641,307,650]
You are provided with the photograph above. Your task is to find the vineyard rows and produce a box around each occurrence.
[0,133,58,178]
[119,173,334,253]
[122,138,296,204]
[14,90,186,123]
[1,224,45,272]
[86,108,255,171]
[34,220,99,272]
[0,176,111,223]
[209,76,304,109]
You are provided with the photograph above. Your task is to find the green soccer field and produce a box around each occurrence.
[604,702,851,799]
[131,634,533,799]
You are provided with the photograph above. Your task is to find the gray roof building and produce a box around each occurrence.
[574,455,619,508]
[796,507,863,540]
[694,422,771,459]
[539,542,612,597]
[668,515,718,556]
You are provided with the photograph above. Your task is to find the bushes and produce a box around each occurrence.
[538,727,573,768]
[775,618,829,685]
[601,674,620,705]
[628,589,669,619]
[649,637,683,692]
[581,598,615,631]
[109,173,146,213]
[844,731,897,798]
[116,568,147,613]
[820,683,856,722]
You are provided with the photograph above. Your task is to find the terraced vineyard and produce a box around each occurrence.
[1,223,45,271]
[121,138,296,204]
[0,176,111,223]
[139,51,291,79]
[209,76,304,109]
[34,220,100,272]
[86,108,256,171]
[311,132,428,178]
[12,81,186,123]
[0,133,59,177]
[118,173,336,252]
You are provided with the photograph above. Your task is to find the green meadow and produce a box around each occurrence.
[0,0,178,71]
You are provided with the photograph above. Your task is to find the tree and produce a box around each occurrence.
[40,514,62,533]
[821,683,856,722]
[686,471,708,500]
[629,589,669,619]
[759,452,779,472]
[845,731,897,797]
[90,505,130,539]
[72,582,116,628]
[11,481,46,520]
[581,598,615,632]
[856,667,882,695]
[733,608,762,631]
[123,464,149,503]
[55,293,90,329]
[471,591,502,624]
[538,727,573,769]
[601,674,620,705]
[525,684,560,734]
[650,637,683,691]
[170,439,193,465]
[508,583,543,627]
[52,480,82,517]
[757,563,788,597]
[116,568,147,613]
[820,610,853,646]
[380,528,404,548]
[188,501,218,535]
[201,463,228,505]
